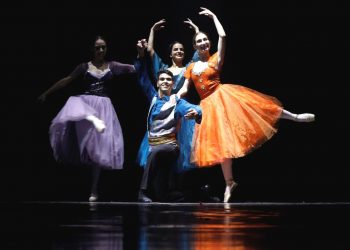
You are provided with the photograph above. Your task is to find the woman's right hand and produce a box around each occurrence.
[37,93,47,103]
[184,18,199,33]
[151,19,166,31]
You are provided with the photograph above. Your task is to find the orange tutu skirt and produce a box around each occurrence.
[191,84,283,167]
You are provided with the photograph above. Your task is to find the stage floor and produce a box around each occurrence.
[1,202,349,249]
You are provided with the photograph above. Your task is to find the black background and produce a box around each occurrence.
[1,0,348,202]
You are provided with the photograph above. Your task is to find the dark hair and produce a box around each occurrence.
[157,69,174,80]
[192,31,209,46]
[91,35,107,51]
[94,35,107,44]
[168,41,184,53]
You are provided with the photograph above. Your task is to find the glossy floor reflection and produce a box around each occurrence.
[1,202,350,249]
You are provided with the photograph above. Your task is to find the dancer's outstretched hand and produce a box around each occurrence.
[184,18,199,33]
[151,19,166,31]
[37,93,47,103]
[199,7,216,19]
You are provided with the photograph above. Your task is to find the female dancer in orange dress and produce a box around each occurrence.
[177,7,315,202]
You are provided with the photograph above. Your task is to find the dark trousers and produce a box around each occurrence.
[140,143,179,201]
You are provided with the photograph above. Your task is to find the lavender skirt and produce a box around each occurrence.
[49,95,124,169]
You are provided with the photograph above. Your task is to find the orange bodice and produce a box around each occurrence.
[185,53,221,99]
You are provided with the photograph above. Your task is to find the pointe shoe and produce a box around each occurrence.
[294,113,315,122]
[89,194,98,202]
[223,182,238,203]
[138,191,152,203]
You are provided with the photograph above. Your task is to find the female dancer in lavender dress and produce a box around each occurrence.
[38,36,135,202]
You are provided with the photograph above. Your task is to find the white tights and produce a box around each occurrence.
[280,109,315,122]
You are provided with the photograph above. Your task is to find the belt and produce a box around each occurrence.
[148,134,177,146]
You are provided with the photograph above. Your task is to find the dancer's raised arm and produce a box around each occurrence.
[199,7,226,71]
[147,19,166,58]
